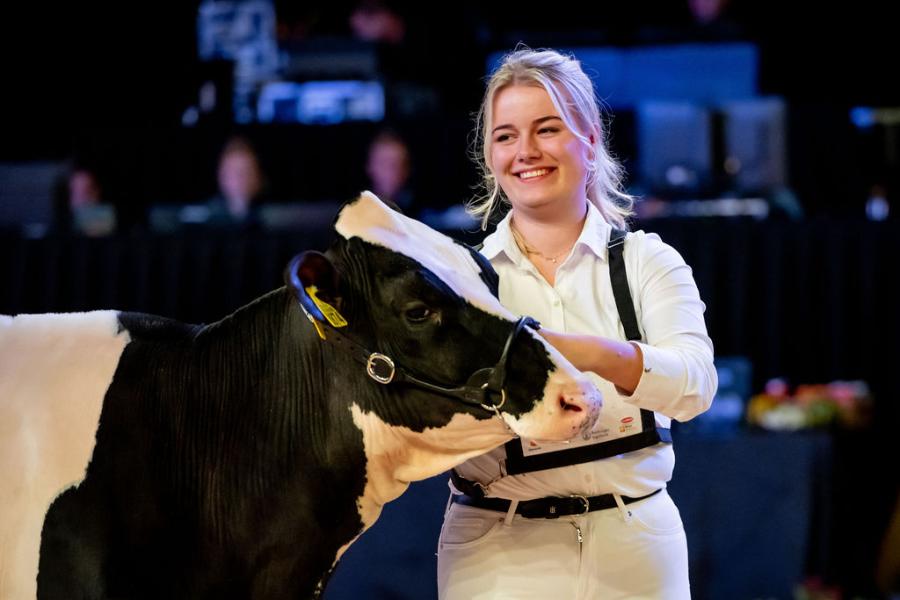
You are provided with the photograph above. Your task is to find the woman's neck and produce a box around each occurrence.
[510,200,588,258]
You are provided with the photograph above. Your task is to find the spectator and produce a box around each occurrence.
[638,0,746,44]
[349,0,406,44]
[54,162,117,236]
[207,136,266,228]
[365,129,414,214]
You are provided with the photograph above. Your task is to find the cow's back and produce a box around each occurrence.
[0,311,129,600]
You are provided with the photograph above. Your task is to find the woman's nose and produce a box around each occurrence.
[516,136,540,161]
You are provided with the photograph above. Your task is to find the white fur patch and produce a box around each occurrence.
[0,311,128,600]
[323,404,513,572]
[347,403,512,529]
[335,192,514,321]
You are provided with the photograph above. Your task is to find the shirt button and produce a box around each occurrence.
[552,298,561,307]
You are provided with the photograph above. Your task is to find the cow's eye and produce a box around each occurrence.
[404,305,434,324]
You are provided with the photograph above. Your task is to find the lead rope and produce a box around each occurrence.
[491,400,512,433]
[613,493,633,523]
[503,500,520,526]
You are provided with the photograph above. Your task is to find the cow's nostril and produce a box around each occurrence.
[559,395,583,412]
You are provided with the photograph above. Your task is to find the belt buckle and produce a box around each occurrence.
[473,481,490,498]
[570,495,590,515]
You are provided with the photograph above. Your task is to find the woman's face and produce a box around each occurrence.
[489,84,592,216]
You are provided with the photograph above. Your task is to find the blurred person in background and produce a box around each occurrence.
[349,0,406,44]
[638,0,745,43]
[207,136,267,229]
[54,162,117,236]
[366,129,415,214]
[684,0,744,40]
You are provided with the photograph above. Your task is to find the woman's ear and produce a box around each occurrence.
[586,131,598,164]
[590,123,603,146]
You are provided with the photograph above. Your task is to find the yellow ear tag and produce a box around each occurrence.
[305,285,348,328]
[311,319,327,340]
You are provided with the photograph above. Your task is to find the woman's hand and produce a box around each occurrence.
[538,328,644,395]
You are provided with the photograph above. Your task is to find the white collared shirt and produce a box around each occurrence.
[454,202,718,499]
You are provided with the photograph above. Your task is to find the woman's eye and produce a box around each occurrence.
[538,127,559,134]
[405,306,433,323]
[495,134,511,143]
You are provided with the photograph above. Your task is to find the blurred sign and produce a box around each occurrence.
[257,80,385,125]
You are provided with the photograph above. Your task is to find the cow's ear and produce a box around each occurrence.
[285,251,343,324]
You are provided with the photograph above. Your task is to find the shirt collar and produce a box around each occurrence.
[479,202,613,263]
[576,201,613,262]
[479,210,516,262]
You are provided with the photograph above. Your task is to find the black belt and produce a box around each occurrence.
[451,489,662,519]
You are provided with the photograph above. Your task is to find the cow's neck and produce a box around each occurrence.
[145,288,369,594]
[141,289,361,530]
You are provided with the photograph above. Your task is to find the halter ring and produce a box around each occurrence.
[366,353,396,384]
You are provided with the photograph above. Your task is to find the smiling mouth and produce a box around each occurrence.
[516,168,554,181]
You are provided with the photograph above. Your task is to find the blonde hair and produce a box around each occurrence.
[467,47,634,230]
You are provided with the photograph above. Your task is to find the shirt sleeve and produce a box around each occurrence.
[619,231,718,421]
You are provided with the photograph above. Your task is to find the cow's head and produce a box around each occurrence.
[286,192,600,492]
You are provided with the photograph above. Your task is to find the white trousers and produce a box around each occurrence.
[437,489,690,600]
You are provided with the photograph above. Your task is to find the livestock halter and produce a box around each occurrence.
[291,275,538,417]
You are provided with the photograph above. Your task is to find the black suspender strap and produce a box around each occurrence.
[609,228,671,446]
[607,228,642,342]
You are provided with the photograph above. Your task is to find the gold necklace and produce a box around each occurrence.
[510,225,574,265]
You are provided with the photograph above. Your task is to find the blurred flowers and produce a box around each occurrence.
[793,576,841,600]
[747,378,873,431]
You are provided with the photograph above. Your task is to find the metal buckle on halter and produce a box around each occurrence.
[570,495,590,515]
[366,353,396,384]
[479,383,507,413]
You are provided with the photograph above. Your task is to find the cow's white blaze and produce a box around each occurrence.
[335,191,513,321]
[0,311,128,600]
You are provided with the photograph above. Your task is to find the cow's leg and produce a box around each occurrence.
[38,485,109,600]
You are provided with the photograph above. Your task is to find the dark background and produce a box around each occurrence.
[2,1,899,218]
[2,2,899,598]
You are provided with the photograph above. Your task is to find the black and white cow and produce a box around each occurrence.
[0,192,601,599]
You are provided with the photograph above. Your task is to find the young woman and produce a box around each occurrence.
[436,48,718,599]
